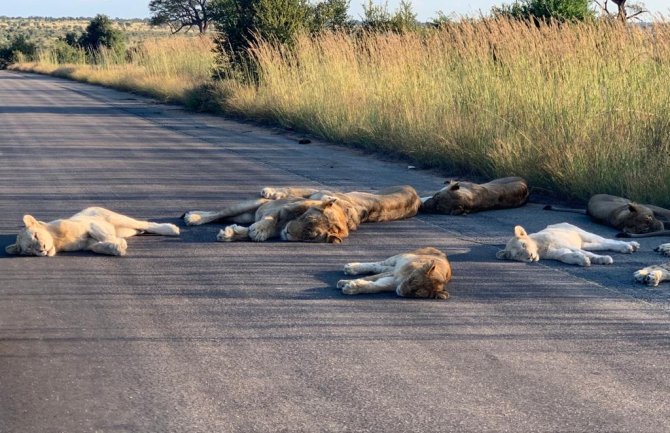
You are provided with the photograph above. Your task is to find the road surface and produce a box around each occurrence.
[1,71,669,433]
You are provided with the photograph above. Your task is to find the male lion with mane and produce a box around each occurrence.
[183,185,421,243]
[337,247,452,299]
[496,222,639,266]
[5,207,180,257]
[420,177,529,215]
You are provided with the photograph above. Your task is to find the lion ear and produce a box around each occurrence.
[424,260,436,273]
[23,215,39,228]
[514,225,527,237]
[327,234,342,244]
[496,250,509,260]
[448,182,460,191]
[5,244,20,255]
[628,204,638,213]
[321,197,338,209]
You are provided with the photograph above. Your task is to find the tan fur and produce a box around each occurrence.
[496,223,639,266]
[337,247,452,299]
[183,185,421,243]
[634,244,670,286]
[587,194,667,235]
[5,207,180,257]
[421,177,529,215]
[634,262,670,287]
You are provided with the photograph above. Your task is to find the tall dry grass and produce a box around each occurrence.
[220,21,670,204]
[12,21,670,204]
[12,36,215,103]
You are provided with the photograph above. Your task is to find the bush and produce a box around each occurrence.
[0,34,37,68]
[493,0,595,22]
[78,14,126,55]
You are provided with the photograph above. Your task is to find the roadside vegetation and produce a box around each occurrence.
[6,0,670,206]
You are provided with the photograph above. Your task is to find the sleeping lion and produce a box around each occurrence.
[634,243,670,286]
[420,177,529,215]
[183,185,421,243]
[337,247,452,299]
[496,223,639,266]
[545,194,670,236]
[5,207,180,257]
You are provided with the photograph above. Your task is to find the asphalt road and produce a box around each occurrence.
[1,70,669,433]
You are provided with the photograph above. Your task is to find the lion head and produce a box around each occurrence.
[620,204,664,234]
[6,215,56,257]
[421,181,466,215]
[496,225,539,263]
[396,261,450,300]
[281,198,349,243]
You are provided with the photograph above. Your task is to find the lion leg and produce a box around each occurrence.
[87,222,128,256]
[261,187,320,200]
[343,260,396,276]
[90,241,127,256]
[338,273,397,295]
[247,216,280,241]
[634,264,670,287]
[76,207,179,237]
[545,248,593,266]
[579,250,614,265]
[183,199,269,226]
[582,240,639,254]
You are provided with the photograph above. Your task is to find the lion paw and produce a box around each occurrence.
[261,187,287,200]
[341,281,363,295]
[592,255,613,265]
[634,269,662,287]
[654,243,670,256]
[343,263,360,275]
[337,279,350,289]
[621,242,640,253]
[217,224,248,242]
[183,212,202,226]
[248,224,272,242]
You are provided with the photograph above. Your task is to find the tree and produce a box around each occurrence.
[362,0,419,33]
[310,0,354,32]
[210,0,309,57]
[592,0,648,22]
[78,15,126,54]
[149,0,212,33]
[493,0,595,22]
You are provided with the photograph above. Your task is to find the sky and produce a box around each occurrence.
[0,0,668,21]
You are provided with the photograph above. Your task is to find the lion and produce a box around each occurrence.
[496,222,640,266]
[634,243,670,286]
[336,247,452,299]
[183,185,421,243]
[545,194,670,236]
[5,207,180,257]
[420,177,529,215]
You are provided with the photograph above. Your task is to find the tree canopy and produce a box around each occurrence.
[149,0,212,33]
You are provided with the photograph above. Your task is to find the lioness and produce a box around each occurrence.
[337,247,452,299]
[634,243,670,286]
[545,194,670,236]
[183,185,421,243]
[420,177,529,215]
[496,223,639,266]
[5,207,180,257]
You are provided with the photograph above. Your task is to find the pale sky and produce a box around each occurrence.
[0,0,668,21]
